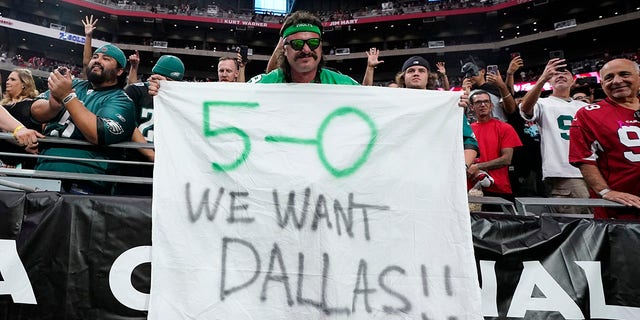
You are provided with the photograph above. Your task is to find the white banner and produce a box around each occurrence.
[150,82,482,319]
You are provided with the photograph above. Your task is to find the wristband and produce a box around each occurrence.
[598,188,611,197]
[502,93,512,99]
[12,125,25,136]
[62,92,77,105]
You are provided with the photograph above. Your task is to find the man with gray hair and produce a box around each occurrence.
[569,58,640,219]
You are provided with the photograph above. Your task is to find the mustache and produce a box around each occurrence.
[90,63,104,70]
[294,52,318,61]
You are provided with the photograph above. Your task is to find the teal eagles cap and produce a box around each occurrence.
[93,44,127,68]
[152,55,185,81]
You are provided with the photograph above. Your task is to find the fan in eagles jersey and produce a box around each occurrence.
[114,55,185,196]
[569,58,640,219]
[31,43,136,194]
[248,10,360,85]
[125,54,185,150]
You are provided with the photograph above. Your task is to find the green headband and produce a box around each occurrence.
[282,23,322,38]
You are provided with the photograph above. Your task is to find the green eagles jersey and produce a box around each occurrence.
[36,79,136,180]
[125,82,154,142]
[248,68,360,85]
[463,115,479,155]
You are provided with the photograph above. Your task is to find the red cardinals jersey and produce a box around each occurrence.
[569,98,640,219]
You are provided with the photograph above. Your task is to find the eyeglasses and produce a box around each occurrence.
[472,100,491,106]
[284,38,321,51]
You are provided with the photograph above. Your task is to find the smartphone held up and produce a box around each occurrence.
[486,65,498,75]
[237,45,249,64]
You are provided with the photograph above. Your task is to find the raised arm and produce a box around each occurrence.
[435,62,450,90]
[237,52,246,83]
[127,50,140,85]
[81,15,97,78]
[266,37,284,73]
[486,70,517,114]
[506,55,523,95]
[362,48,384,86]
[520,58,565,117]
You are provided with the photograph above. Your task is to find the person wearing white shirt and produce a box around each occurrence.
[519,58,590,214]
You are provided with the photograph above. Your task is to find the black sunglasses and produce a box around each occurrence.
[284,38,321,51]
[635,110,640,121]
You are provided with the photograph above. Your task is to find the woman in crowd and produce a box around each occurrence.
[1,68,44,168]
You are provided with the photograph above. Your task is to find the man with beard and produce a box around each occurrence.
[248,11,359,84]
[31,44,136,194]
[519,58,590,214]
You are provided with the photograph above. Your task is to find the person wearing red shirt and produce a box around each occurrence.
[569,58,640,219]
[468,90,522,210]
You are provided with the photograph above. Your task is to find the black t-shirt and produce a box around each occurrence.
[1,99,42,168]
[124,82,153,129]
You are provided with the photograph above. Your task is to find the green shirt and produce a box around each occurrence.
[36,79,136,185]
[248,68,360,85]
[463,116,479,154]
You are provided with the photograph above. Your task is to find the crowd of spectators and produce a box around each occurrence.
[2,6,640,218]
[316,0,505,21]
[8,54,82,78]
[83,0,509,24]
[441,49,640,89]
[4,47,640,92]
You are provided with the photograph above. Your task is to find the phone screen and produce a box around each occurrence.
[549,50,564,60]
[240,45,249,63]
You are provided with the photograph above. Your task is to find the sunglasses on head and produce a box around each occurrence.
[284,38,321,51]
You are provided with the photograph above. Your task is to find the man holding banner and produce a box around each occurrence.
[150,82,483,319]
[398,55,479,169]
[147,10,481,319]
[248,11,359,85]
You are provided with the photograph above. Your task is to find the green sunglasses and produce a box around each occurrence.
[284,38,321,51]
